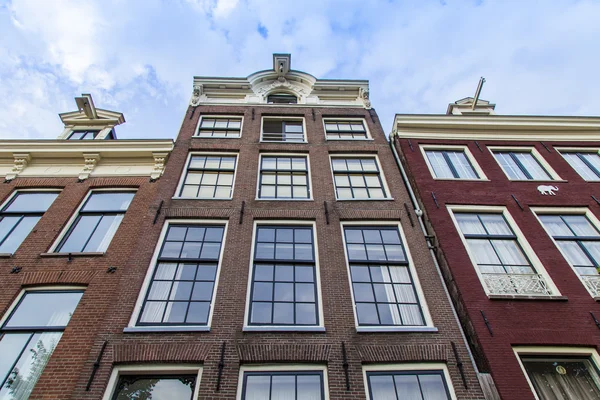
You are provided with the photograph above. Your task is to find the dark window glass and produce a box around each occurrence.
[138,224,225,326]
[242,371,323,399]
[196,117,242,138]
[266,94,298,104]
[56,192,134,253]
[259,156,310,199]
[68,130,100,140]
[332,158,387,199]
[344,227,424,326]
[493,151,552,180]
[324,120,368,139]
[180,155,236,199]
[0,291,83,399]
[425,150,479,179]
[367,371,451,400]
[0,192,58,253]
[262,119,304,142]
[250,226,318,326]
[562,152,600,181]
[112,375,196,400]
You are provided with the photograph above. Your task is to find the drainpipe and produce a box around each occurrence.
[388,133,481,375]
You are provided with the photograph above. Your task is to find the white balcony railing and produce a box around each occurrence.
[581,275,600,297]
[483,273,552,296]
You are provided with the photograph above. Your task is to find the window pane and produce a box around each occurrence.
[83,192,134,212]
[58,215,102,253]
[447,151,478,179]
[522,358,600,400]
[5,291,83,328]
[539,215,573,237]
[0,216,40,253]
[0,333,31,385]
[455,214,486,235]
[3,192,58,213]
[495,153,527,180]
[271,375,295,399]
[563,216,599,237]
[514,152,551,180]
[369,374,396,400]
[112,375,196,400]
[83,214,124,252]
[479,214,512,235]
[297,375,322,400]
[426,151,453,179]
[563,153,600,181]
[245,375,271,400]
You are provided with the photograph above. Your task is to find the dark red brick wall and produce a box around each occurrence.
[394,136,600,400]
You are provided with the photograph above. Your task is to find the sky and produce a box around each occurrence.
[0,0,599,140]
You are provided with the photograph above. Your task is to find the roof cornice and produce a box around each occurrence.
[0,139,174,156]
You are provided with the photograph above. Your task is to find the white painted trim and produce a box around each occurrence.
[531,207,600,298]
[102,364,203,400]
[242,220,325,330]
[339,220,435,331]
[48,188,137,253]
[236,364,329,400]
[128,219,229,330]
[487,146,562,181]
[446,205,561,297]
[193,114,244,139]
[328,154,393,201]
[260,116,307,143]
[255,153,313,201]
[173,152,239,200]
[322,117,373,141]
[362,363,457,400]
[555,148,600,181]
[512,346,600,400]
[419,144,488,181]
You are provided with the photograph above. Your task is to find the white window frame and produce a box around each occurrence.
[125,219,229,332]
[531,206,600,299]
[447,204,561,298]
[194,115,244,139]
[255,153,313,201]
[260,116,307,143]
[59,125,115,140]
[102,364,203,400]
[513,346,600,400]
[420,144,488,181]
[48,188,137,254]
[556,147,600,181]
[173,152,239,200]
[488,146,562,181]
[329,154,393,201]
[362,363,457,400]
[340,221,435,332]
[243,220,325,332]
[236,364,329,400]
[322,117,372,141]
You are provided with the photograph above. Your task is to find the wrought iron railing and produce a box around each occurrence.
[581,275,600,297]
[483,273,552,296]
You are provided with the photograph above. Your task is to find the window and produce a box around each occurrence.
[68,130,100,140]
[0,192,58,254]
[561,152,600,181]
[492,150,553,180]
[331,157,388,200]
[267,93,298,104]
[0,290,83,399]
[343,226,425,327]
[324,119,369,140]
[258,156,310,200]
[137,223,225,326]
[366,371,451,400]
[240,370,324,399]
[55,191,134,253]
[196,117,242,138]
[424,149,480,179]
[261,118,305,142]
[453,211,553,296]
[537,212,600,297]
[178,154,237,199]
[248,225,320,327]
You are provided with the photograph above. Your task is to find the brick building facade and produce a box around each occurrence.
[392,97,600,399]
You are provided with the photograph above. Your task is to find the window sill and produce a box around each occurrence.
[488,294,568,301]
[335,198,395,201]
[357,326,438,333]
[192,136,241,139]
[243,326,326,332]
[260,141,307,144]
[432,178,490,182]
[326,138,374,141]
[507,179,568,183]
[40,252,105,258]
[0,253,12,258]
[593,297,600,302]
[255,198,314,202]
[172,197,233,201]
[124,326,211,333]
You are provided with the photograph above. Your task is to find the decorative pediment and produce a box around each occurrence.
[58,94,125,136]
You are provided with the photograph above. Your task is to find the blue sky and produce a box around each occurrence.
[0,0,599,140]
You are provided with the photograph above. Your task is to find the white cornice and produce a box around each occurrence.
[0,140,174,157]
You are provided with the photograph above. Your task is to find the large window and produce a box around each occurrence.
[0,192,58,254]
[240,371,324,399]
[492,150,553,180]
[343,226,425,327]
[266,94,298,104]
[0,290,83,399]
[56,192,134,253]
[258,156,310,200]
[366,371,451,400]
[561,152,600,181]
[195,117,242,138]
[248,225,319,327]
[261,118,305,142]
[324,119,369,140]
[137,223,225,326]
[178,154,237,199]
[331,157,388,200]
[424,149,479,179]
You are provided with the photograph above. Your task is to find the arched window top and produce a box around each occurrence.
[267,93,298,104]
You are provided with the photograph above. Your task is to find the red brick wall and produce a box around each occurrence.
[394,136,600,400]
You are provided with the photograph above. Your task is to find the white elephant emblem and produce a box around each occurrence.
[537,185,559,195]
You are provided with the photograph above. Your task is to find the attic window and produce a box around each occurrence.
[68,130,100,140]
[267,93,298,104]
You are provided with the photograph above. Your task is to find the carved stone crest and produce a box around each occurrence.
[190,84,203,106]
[5,153,31,181]
[79,153,101,180]
[359,87,371,109]
[151,152,169,180]
[537,185,558,195]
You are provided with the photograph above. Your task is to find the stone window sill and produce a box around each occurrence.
[124,326,211,333]
[243,326,326,333]
[0,253,12,258]
[488,294,568,301]
[356,326,438,333]
[40,252,105,258]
